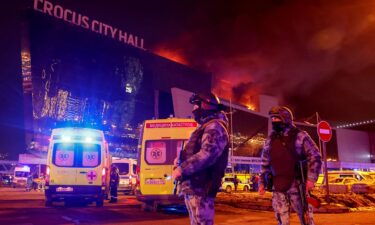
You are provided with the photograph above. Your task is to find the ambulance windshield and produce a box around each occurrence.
[113,163,129,175]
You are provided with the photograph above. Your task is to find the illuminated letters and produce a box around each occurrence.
[91,20,100,33]
[102,23,110,36]
[127,34,134,46]
[81,16,89,29]
[53,5,64,19]
[33,0,43,12]
[63,9,73,23]
[109,26,118,39]
[71,11,82,26]
[119,30,128,43]
[33,0,146,50]
[43,0,53,16]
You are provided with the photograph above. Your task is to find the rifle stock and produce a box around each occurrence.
[173,141,184,195]
[298,161,311,225]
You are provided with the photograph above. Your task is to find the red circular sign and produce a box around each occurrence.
[317,121,332,142]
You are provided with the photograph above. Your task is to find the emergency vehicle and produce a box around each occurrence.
[12,165,30,188]
[136,118,197,210]
[112,157,137,194]
[45,128,111,207]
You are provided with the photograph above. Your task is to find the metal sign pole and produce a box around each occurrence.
[317,119,332,204]
[316,112,323,159]
[322,142,330,203]
[230,99,234,175]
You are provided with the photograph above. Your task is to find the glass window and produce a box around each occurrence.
[54,143,75,167]
[340,174,354,178]
[225,178,234,182]
[334,178,342,182]
[132,164,137,174]
[15,171,29,177]
[81,144,100,167]
[53,143,101,167]
[344,179,355,184]
[114,163,129,175]
[145,140,184,165]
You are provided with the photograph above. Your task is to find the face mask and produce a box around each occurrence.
[192,107,215,123]
[272,122,285,133]
[192,107,204,123]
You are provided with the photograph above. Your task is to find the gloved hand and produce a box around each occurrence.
[306,180,315,192]
[172,167,182,180]
[258,184,265,195]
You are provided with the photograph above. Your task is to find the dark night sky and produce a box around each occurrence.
[21,0,375,124]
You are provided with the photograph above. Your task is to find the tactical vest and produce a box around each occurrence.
[181,119,229,197]
[269,128,304,192]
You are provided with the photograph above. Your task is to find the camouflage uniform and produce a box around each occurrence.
[260,120,322,225]
[176,111,229,225]
[184,195,215,225]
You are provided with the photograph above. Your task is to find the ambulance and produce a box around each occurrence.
[112,157,137,194]
[12,165,30,188]
[136,118,197,210]
[45,127,111,207]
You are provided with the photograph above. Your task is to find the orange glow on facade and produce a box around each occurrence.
[154,47,188,65]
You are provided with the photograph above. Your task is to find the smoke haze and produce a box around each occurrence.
[152,0,375,122]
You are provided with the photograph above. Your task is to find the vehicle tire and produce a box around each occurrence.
[243,186,249,192]
[96,198,104,207]
[151,201,159,212]
[225,185,232,193]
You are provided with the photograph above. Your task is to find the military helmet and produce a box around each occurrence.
[268,106,294,124]
[189,92,221,107]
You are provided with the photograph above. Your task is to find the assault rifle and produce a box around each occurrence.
[297,160,311,225]
[173,141,184,195]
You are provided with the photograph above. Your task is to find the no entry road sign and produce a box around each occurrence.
[317,121,332,142]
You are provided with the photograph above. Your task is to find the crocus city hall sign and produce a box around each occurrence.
[33,0,145,50]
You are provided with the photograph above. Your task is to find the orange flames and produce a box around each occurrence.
[153,47,188,65]
[213,78,259,111]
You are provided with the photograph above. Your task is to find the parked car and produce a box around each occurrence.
[316,170,374,188]
[221,177,251,193]
[329,170,374,183]
[319,177,359,194]
[1,175,12,186]
[329,177,358,190]
[366,171,375,180]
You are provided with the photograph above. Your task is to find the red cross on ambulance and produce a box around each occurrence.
[86,170,97,182]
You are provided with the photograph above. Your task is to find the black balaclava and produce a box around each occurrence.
[192,105,216,124]
[269,106,294,134]
[190,92,222,124]
[272,120,286,133]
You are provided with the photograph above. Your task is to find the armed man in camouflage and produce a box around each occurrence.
[172,92,229,225]
[259,106,322,225]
